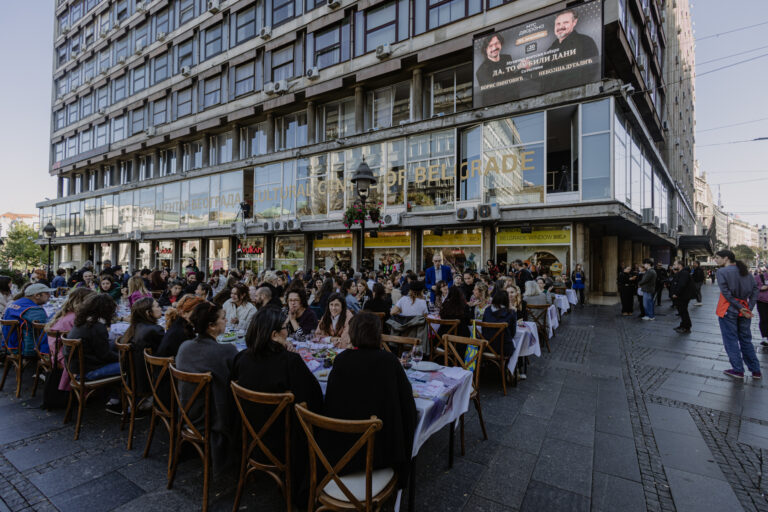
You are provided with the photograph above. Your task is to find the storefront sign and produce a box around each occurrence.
[238,243,264,255]
[424,232,482,247]
[497,229,571,245]
[363,233,411,248]
[473,1,602,107]
[314,235,353,250]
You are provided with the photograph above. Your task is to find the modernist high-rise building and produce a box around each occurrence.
[38,0,700,296]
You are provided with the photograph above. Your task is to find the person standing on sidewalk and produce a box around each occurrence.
[755,266,768,347]
[714,250,760,380]
[571,264,586,306]
[692,261,706,306]
[618,266,637,316]
[638,259,657,321]
[671,260,695,333]
[654,262,668,307]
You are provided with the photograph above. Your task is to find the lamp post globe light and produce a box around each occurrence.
[350,160,377,272]
[43,222,56,282]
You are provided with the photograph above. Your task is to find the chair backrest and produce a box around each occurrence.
[442,335,486,391]
[380,334,419,355]
[151,290,163,299]
[45,329,66,363]
[56,287,69,298]
[427,318,458,355]
[230,381,294,470]
[526,305,549,332]
[144,349,174,417]
[294,402,383,510]
[169,364,212,443]
[472,320,508,359]
[31,321,50,359]
[364,310,386,328]
[115,341,136,397]
[0,319,22,352]
[61,337,85,387]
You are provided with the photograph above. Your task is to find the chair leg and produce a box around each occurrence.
[0,358,10,391]
[459,414,465,456]
[143,410,158,458]
[63,390,74,424]
[73,392,85,440]
[167,431,182,489]
[15,358,23,398]
[126,399,137,451]
[473,397,488,441]
[500,361,507,396]
[202,443,210,512]
[120,391,128,431]
[31,364,42,398]
[232,443,248,512]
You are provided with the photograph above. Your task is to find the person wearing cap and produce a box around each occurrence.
[1,283,53,357]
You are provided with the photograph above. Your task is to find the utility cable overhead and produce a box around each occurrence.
[696,20,768,41]
[697,116,768,133]
[696,44,768,66]
[698,137,768,148]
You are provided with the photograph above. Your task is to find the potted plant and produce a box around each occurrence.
[343,202,384,232]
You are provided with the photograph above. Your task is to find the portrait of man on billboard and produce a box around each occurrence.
[548,9,599,60]
[475,33,517,106]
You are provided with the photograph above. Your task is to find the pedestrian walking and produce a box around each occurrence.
[755,267,768,347]
[692,261,706,306]
[571,264,586,306]
[671,260,695,333]
[618,266,637,316]
[638,259,657,320]
[714,250,760,380]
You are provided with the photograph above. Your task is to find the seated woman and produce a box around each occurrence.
[525,280,551,306]
[340,279,360,314]
[285,288,318,340]
[157,295,204,358]
[438,286,472,338]
[120,297,165,396]
[232,307,323,505]
[158,280,184,307]
[481,290,517,356]
[195,282,212,301]
[46,288,95,392]
[433,280,449,311]
[98,274,121,302]
[149,270,167,292]
[127,275,152,307]
[506,283,527,321]
[365,283,393,320]
[323,312,417,488]
[223,283,257,331]
[175,302,239,473]
[315,293,354,348]
[391,280,428,317]
[355,279,373,310]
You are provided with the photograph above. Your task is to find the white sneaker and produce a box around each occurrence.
[519,373,527,380]
[641,316,655,321]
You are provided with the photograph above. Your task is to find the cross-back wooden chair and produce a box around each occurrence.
[526,304,551,352]
[442,335,489,456]
[60,337,122,440]
[380,334,419,357]
[143,350,175,478]
[426,318,458,363]
[364,311,386,331]
[115,341,151,450]
[230,382,294,512]
[167,365,213,512]
[0,319,32,398]
[30,321,55,398]
[472,320,512,395]
[294,402,398,512]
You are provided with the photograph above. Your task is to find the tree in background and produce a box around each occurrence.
[0,223,43,271]
[731,244,756,265]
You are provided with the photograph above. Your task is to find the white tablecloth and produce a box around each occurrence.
[546,305,559,338]
[507,321,541,374]
[554,294,570,315]
[109,322,130,342]
[566,289,578,305]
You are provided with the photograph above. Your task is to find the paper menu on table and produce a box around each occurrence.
[439,366,468,380]
[412,380,445,399]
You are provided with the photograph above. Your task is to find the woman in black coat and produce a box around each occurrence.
[120,297,165,395]
[323,312,417,487]
[617,266,636,316]
[365,282,393,320]
[481,290,517,356]
[438,286,472,338]
[67,294,120,379]
[232,307,323,505]
[156,296,203,357]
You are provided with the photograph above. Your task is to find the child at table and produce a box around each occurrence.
[45,288,95,393]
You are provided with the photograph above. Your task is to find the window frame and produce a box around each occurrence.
[203,23,224,61]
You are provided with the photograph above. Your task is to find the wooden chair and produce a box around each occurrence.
[551,286,566,296]
[61,337,122,440]
[364,311,386,330]
[527,304,551,353]
[56,287,69,297]
[115,341,151,450]
[230,382,294,512]
[380,334,419,356]
[151,290,163,299]
[442,335,489,456]
[31,322,56,398]
[294,402,398,512]
[0,320,29,398]
[426,318,458,363]
[472,320,511,395]
[168,365,213,512]
[143,350,175,479]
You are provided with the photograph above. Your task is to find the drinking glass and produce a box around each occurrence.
[412,346,423,364]
[400,351,412,370]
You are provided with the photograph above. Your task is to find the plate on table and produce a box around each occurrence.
[411,361,440,372]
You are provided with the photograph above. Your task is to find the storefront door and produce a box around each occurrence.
[237,237,266,275]
[208,238,231,275]
[313,233,352,272]
[363,231,411,272]
[423,228,482,273]
[156,240,174,270]
[274,235,306,274]
[496,225,572,278]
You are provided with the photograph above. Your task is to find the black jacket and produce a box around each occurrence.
[157,317,193,358]
[158,291,181,308]
[482,306,517,356]
[692,267,706,284]
[128,322,165,394]
[67,321,117,375]
[672,267,695,301]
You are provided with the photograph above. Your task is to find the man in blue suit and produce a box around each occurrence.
[425,255,453,303]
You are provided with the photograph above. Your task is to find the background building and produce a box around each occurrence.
[728,217,759,249]
[0,212,39,238]
[38,0,697,296]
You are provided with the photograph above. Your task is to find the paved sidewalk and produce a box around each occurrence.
[2,282,767,511]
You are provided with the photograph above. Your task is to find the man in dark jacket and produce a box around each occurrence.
[692,261,706,306]
[671,261,695,333]
[513,260,534,290]
[654,262,668,306]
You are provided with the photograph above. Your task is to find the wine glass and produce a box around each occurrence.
[412,346,423,365]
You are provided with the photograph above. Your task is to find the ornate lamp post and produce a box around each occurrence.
[43,222,57,282]
[350,160,377,273]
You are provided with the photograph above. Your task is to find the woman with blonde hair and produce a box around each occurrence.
[506,283,526,320]
[470,281,490,321]
[127,275,152,307]
[46,288,96,393]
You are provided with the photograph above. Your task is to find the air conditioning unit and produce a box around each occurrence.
[132,229,143,241]
[136,1,148,13]
[135,42,145,55]
[641,208,654,225]
[259,26,272,39]
[376,43,392,59]
[477,203,500,220]
[230,221,246,236]
[306,67,320,80]
[207,0,221,13]
[264,82,277,95]
[145,126,156,137]
[273,220,286,230]
[455,206,476,221]
[284,218,301,231]
[117,55,127,65]
[262,221,275,231]
[181,65,191,77]
[61,24,70,34]
[157,31,167,42]
[100,27,109,38]
[113,20,121,30]
[327,0,341,7]
[654,216,660,228]
[84,76,93,85]
[660,223,668,233]
[265,80,288,95]
[98,108,106,116]
[643,6,651,20]
[382,213,400,227]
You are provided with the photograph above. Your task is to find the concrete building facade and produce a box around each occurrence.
[38,0,696,294]
[728,217,759,249]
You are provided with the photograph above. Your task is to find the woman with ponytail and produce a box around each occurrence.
[714,249,761,380]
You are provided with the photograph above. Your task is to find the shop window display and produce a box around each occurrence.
[423,228,481,273]
[495,226,572,278]
[275,235,305,273]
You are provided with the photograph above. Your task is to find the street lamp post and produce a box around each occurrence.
[43,222,57,282]
[350,160,377,273]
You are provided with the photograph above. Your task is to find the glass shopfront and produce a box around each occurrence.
[181,239,200,271]
[156,240,174,270]
[423,228,482,273]
[118,242,131,269]
[313,233,352,272]
[363,231,411,272]
[496,225,572,278]
[208,238,231,274]
[236,236,266,274]
[99,243,112,264]
[136,241,151,270]
[274,235,306,274]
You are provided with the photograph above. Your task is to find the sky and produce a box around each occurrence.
[0,1,764,228]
